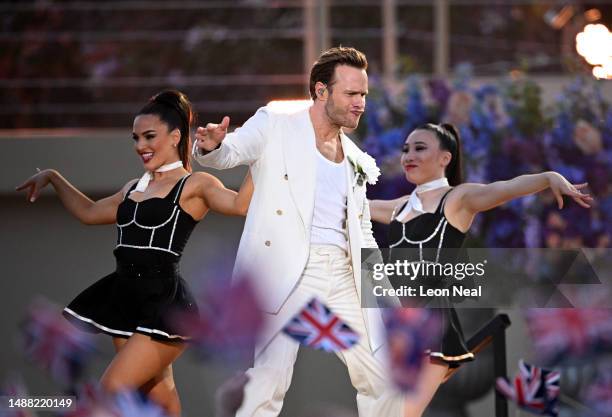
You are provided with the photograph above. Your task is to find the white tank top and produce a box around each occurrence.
[310,150,348,251]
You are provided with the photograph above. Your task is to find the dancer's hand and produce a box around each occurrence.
[546,172,593,209]
[15,169,55,202]
[195,116,230,152]
[214,372,249,417]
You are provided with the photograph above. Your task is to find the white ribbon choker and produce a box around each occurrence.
[131,160,184,194]
[395,177,449,223]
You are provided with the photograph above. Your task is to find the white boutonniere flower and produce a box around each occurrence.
[347,152,381,186]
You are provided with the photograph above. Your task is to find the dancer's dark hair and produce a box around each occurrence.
[415,123,463,186]
[138,90,196,171]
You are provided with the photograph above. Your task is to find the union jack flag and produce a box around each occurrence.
[0,378,37,417]
[525,308,612,364]
[61,383,171,417]
[113,391,170,417]
[282,298,359,352]
[59,382,115,417]
[583,366,612,417]
[383,308,443,392]
[496,360,560,417]
[21,299,96,387]
[172,277,263,363]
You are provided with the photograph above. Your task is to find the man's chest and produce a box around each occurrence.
[315,139,344,163]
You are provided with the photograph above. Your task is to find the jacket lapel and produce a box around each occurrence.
[341,133,363,299]
[282,108,317,233]
[342,134,386,352]
[341,132,361,214]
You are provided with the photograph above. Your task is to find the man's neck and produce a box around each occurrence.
[309,106,341,143]
[309,106,344,162]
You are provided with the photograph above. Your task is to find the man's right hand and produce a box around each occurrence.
[195,116,230,152]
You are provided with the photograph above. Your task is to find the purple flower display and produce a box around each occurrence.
[427,78,451,111]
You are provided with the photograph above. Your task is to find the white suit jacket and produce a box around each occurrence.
[193,105,386,352]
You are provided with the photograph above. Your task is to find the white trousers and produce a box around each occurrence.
[236,245,403,417]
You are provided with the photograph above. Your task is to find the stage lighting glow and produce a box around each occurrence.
[593,64,612,80]
[266,99,312,113]
[576,24,612,79]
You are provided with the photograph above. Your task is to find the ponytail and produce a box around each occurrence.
[440,123,463,186]
[416,123,464,186]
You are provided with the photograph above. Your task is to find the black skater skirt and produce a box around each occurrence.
[399,289,475,368]
[63,261,198,342]
[427,305,475,368]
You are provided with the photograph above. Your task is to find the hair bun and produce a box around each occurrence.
[152,90,182,109]
[151,90,194,127]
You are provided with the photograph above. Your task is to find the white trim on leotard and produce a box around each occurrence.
[64,308,190,340]
[64,307,133,336]
[115,175,190,256]
[389,217,449,263]
[135,326,191,341]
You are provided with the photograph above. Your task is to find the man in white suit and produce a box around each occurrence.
[193,47,402,417]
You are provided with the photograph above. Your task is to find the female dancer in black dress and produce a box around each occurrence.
[369,123,592,417]
[16,90,250,416]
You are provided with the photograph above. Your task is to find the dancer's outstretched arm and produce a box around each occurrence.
[15,169,132,225]
[456,171,592,213]
[444,171,592,232]
[195,171,253,217]
[369,196,409,225]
